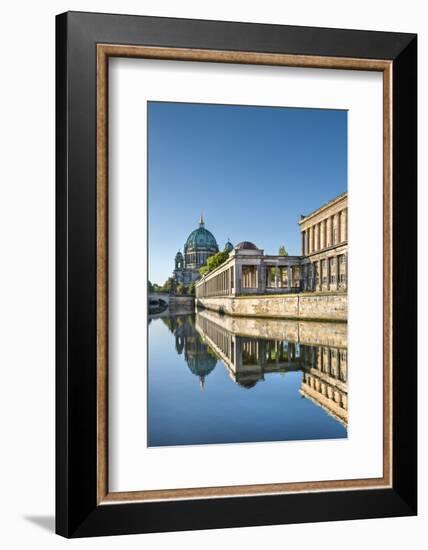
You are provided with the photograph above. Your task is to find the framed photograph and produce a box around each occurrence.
[56,11,417,537]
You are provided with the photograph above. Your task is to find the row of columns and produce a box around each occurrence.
[196,267,233,298]
[303,254,347,292]
[302,208,347,256]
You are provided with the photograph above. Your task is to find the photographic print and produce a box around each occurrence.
[148,101,348,447]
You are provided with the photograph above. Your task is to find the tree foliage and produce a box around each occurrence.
[278,245,288,256]
[176,282,186,295]
[199,250,230,276]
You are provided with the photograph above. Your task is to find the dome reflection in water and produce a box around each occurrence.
[148,310,347,447]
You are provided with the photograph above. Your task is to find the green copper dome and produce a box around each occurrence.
[184,215,218,252]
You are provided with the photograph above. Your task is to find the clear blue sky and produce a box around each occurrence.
[148,101,347,285]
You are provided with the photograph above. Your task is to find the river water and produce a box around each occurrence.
[148,309,347,447]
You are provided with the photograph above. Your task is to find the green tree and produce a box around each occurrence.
[148,280,154,293]
[199,250,230,276]
[161,277,174,293]
[188,282,196,295]
[278,245,288,256]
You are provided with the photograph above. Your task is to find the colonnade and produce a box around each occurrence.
[301,208,347,256]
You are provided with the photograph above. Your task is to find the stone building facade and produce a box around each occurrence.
[300,343,348,426]
[195,192,348,299]
[299,192,348,292]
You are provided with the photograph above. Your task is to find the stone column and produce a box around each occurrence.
[321,221,325,250]
[235,264,241,295]
[275,266,279,289]
[326,257,330,290]
[301,231,305,256]
[336,255,340,290]
[341,254,346,290]
[335,213,340,245]
[260,264,266,293]
[325,218,331,246]
[343,209,347,241]
[337,212,342,243]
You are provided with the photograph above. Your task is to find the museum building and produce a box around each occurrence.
[194,192,348,298]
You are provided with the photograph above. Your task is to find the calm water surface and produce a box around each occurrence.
[148,310,347,446]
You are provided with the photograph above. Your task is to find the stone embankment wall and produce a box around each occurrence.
[195,293,346,322]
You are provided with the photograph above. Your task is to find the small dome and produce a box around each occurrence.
[224,239,234,252]
[175,250,183,259]
[235,241,258,250]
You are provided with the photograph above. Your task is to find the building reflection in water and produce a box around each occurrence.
[162,315,217,389]
[162,310,347,427]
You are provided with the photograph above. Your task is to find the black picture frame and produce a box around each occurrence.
[56,11,417,538]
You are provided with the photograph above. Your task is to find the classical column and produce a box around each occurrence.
[301,231,305,256]
[336,255,340,290]
[320,221,325,250]
[344,253,348,289]
[335,213,340,245]
[326,218,330,247]
[343,209,347,241]
[261,264,266,293]
[235,264,241,295]
[337,212,342,243]
[326,257,330,290]
[275,266,279,288]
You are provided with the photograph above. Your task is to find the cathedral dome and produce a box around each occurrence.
[186,354,217,378]
[184,215,218,252]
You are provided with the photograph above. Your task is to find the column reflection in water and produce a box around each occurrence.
[148,309,347,447]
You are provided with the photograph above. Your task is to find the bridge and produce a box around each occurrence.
[148,293,195,316]
[148,292,171,304]
[148,293,170,315]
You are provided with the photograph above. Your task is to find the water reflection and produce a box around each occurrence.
[163,315,217,389]
[148,309,347,446]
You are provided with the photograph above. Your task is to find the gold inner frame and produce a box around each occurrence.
[96,44,393,504]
